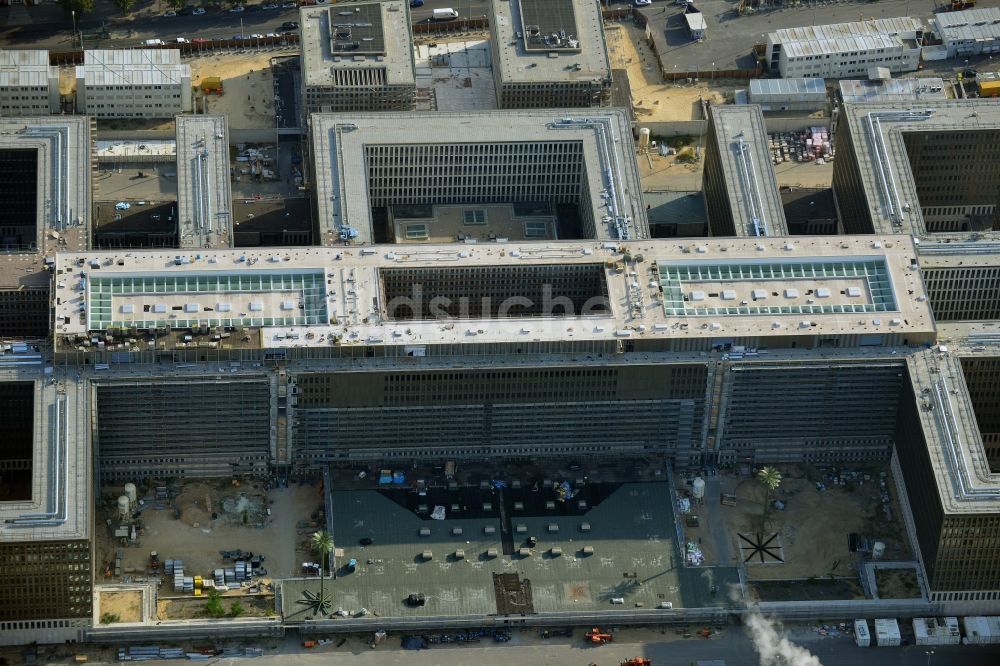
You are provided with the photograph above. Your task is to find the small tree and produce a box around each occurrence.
[113,0,135,15]
[100,612,120,624]
[58,0,95,15]
[204,589,226,618]
[228,601,245,617]
[756,466,782,533]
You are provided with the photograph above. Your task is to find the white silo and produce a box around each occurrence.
[638,127,651,150]
[124,483,138,506]
[117,495,131,520]
[872,541,886,559]
[692,477,706,501]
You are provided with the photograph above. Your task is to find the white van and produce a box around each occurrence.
[432,8,459,20]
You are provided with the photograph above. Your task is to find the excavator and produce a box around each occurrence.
[585,627,613,644]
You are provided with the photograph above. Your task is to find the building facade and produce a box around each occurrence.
[933,7,1000,59]
[766,18,924,79]
[488,0,612,108]
[0,50,59,115]
[299,1,416,115]
[75,50,191,119]
[310,111,648,245]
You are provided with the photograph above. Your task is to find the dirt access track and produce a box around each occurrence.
[606,23,729,122]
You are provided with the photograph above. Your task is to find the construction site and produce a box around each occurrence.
[674,463,913,601]
[94,477,327,620]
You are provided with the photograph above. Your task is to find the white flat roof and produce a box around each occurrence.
[490,0,610,84]
[838,99,1000,236]
[909,350,1000,515]
[0,49,54,88]
[0,374,91,543]
[935,7,1000,43]
[300,1,416,88]
[175,115,232,249]
[77,49,189,87]
[52,235,935,349]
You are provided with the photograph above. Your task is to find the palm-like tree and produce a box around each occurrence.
[303,530,334,616]
[756,466,782,533]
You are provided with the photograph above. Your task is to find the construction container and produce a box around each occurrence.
[854,619,871,647]
[200,76,224,94]
[963,616,1000,644]
[978,80,1000,97]
[874,618,901,647]
[913,617,960,646]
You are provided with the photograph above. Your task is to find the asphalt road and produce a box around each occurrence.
[0,0,495,49]
[74,625,1000,666]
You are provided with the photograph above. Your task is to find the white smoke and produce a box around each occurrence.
[746,613,823,666]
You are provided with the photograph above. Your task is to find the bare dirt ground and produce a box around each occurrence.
[190,52,279,129]
[97,480,324,589]
[875,568,922,599]
[98,590,143,623]
[606,23,729,122]
[692,464,910,583]
[157,592,275,620]
[637,143,704,191]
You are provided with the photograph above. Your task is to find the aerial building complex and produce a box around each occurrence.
[488,0,612,108]
[4,3,1000,644]
[310,110,647,245]
[299,0,417,114]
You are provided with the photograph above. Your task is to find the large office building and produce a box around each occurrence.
[0,50,59,116]
[766,18,924,79]
[299,0,417,114]
[75,50,192,119]
[0,115,93,645]
[703,105,789,237]
[488,0,612,109]
[832,99,1000,237]
[0,116,89,339]
[310,110,648,245]
[175,115,233,249]
[9,83,1000,646]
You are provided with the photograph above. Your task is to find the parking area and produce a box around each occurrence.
[94,164,178,203]
[638,0,961,75]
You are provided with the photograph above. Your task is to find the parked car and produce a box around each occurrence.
[263,2,280,8]
[410,0,423,6]
[229,4,245,12]
[281,20,299,30]
[266,32,280,37]
[163,9,177,16]
[281,1,297,7]
[191,37,210,42]
[175,37,190,43]
[192,6,206,14]
[634,0,652,5]
[245,3,262,11]
[250,33,265,38]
